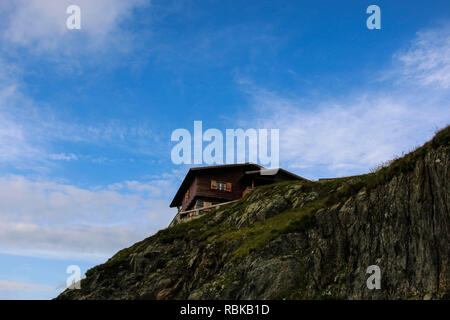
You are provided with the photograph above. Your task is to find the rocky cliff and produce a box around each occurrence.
[57,126,449,300]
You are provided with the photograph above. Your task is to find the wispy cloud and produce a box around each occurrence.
[0,279,57,299]
[238,24,450,179]
[394,25,450,89]
[0,77,44,165]
[0,174,177,261]
[47,153,79,161]
[0,59,163,169]
[0,279,41,291]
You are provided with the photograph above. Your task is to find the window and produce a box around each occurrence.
[211,180,232,192]
[217,182,226,191]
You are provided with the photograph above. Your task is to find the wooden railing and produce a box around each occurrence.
[169,200,240,227]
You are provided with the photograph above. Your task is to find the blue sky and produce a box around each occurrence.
[0,0,449,299]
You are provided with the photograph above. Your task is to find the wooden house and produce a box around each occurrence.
[170,163,307,215]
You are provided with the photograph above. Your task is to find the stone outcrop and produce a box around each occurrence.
[57,126,449,300]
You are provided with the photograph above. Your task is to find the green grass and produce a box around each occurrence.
[216,200,323,259]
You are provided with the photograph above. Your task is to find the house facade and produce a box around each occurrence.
[169,163,307,215]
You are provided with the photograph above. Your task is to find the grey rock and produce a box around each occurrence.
[56,127,450,300]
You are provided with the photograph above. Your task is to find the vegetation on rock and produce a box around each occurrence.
[58,126,449,300]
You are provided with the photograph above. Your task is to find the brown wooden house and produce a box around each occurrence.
[170,163,308,214]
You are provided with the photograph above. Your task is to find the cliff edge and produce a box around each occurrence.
[57,126,449,300]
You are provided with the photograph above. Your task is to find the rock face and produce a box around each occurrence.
[57,127,449,300]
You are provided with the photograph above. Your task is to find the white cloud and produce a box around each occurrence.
[0,59,51,166]
[2,0,149,52]
[242,89,447,178]
[0,279,48,291]
[0,79,45,165]
[0,114,39,163]
[0,174,177,261]
[394,25,450,89]
[238,25,450,179]
[0,279,58,300]
[47,153,78,161]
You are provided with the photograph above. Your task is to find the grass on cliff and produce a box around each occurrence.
[364,124,449,191]
[211,125,448,259]
[218,203,320,259]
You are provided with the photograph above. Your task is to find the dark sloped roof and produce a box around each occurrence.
[244,168,306,181]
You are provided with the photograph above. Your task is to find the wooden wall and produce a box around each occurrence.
[180,167,249,211]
